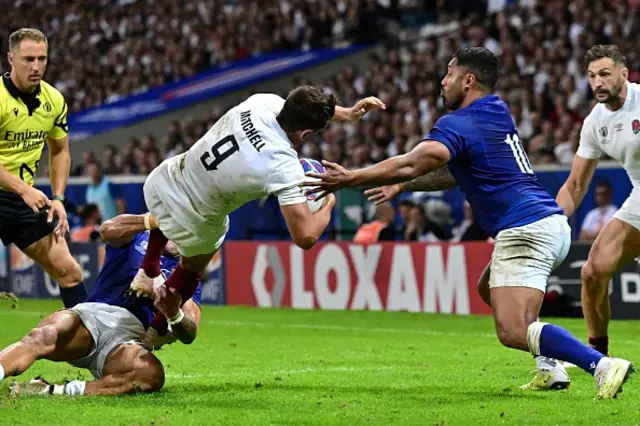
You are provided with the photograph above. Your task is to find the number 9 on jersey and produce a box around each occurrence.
[300,158,326,213]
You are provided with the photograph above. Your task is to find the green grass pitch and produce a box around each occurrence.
[1,299,640,425]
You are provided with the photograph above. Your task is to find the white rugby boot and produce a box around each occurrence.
[520,357,571,390]
[594,357,634,400]
[129,269,165,299]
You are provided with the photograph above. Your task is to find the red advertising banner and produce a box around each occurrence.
[225,242,494,315]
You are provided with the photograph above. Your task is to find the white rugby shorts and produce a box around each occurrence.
[489,214,571,292]
[144,162,228,258]
[613,188,640,231]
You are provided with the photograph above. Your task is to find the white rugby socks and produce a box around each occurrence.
[0,364,5,381]
[527,321,547,356]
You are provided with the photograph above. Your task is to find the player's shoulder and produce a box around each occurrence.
[243,93,285,112]
[39,79,66,109]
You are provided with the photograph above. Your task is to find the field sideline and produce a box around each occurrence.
[1,299,640,425]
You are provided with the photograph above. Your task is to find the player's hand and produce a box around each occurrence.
[346,97,386,121]
[154,285,182,319]
[364,184,403,205]
[48,199,69,238]
[20,186,51,214]
[304,160,352,200]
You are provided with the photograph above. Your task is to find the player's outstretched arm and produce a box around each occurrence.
[306,141,451,196]
[365,166,457,204]
[280,195,336,250]
[99,213,159,247]
[332,97,386,122]
[556,155,599,217]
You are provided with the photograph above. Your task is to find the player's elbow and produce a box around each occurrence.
[98,221,115,241]
[294,235,318,250]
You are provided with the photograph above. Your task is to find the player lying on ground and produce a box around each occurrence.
[0,28,87,308]
[306,47,633,400]
[0,213,202,396]
[130,86,384,336]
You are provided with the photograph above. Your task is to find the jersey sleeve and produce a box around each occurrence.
[248,93,286,116]
[265,152,308,206]
[426,114,467,160]
[575,116,602,159]
[49,92,69,140]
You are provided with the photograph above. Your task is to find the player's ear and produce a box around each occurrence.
[300,129,313,141]
[7,52,13,67]
[621,66,629,81]
[466,73,475,89]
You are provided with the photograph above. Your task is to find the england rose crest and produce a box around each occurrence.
[632,119,640,135]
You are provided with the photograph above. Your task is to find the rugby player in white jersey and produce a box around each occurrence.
[130,86,385,335]
[520,45,640,390]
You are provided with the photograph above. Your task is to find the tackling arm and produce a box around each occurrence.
[349,141,451,187]
[556,155,599,217]
[168,299,201,345]
[99,214,158,247]
[400,166,457,192]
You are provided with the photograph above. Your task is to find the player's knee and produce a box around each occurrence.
[23,325,58,351]
[53,259,83,288]
[581,259,613,285]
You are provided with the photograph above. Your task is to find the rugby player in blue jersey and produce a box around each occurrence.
[306,47,633,400]
[0,213,202,396]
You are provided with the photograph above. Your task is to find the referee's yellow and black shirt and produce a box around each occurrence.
[0,73,68,190]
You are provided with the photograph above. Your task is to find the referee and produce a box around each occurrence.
[0,28,86,307]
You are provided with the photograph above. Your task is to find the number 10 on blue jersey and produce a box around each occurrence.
[505,134,533,174]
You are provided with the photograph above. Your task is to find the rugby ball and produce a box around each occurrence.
[300,158,326,213]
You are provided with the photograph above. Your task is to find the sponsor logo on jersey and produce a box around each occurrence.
[615,123,624,132]
[632,119,640,135]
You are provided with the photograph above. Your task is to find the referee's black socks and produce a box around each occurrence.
[59,282,88,308]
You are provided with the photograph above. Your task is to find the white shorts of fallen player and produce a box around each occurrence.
[144,163,228,258]
[489,214,571,292]
[613,189,640,231]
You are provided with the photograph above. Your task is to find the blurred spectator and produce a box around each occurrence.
[402,202,452,242]
[85,162,125,221]
[70,204,102,243]
[452,200,490,242]
[579,181,618,242]
[353,202,396,243]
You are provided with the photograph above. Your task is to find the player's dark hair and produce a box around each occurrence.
[453,47,499,90]
[583,45,627,70]
[277,86,336,133]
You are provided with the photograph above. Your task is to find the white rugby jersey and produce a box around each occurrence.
[577,82,640,191]
[156,94,307,225]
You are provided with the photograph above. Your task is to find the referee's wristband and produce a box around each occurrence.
[52,195,65,202]
[167,309,184,325]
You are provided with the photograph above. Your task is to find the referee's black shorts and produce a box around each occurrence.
[0,190,54,250]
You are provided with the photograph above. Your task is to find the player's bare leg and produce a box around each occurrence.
[149,251,213,334]
[477,263,491,307]
[581,218,640,355]
[0,310,91,381]
[491,286,632,399]
[22,234,87,307]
